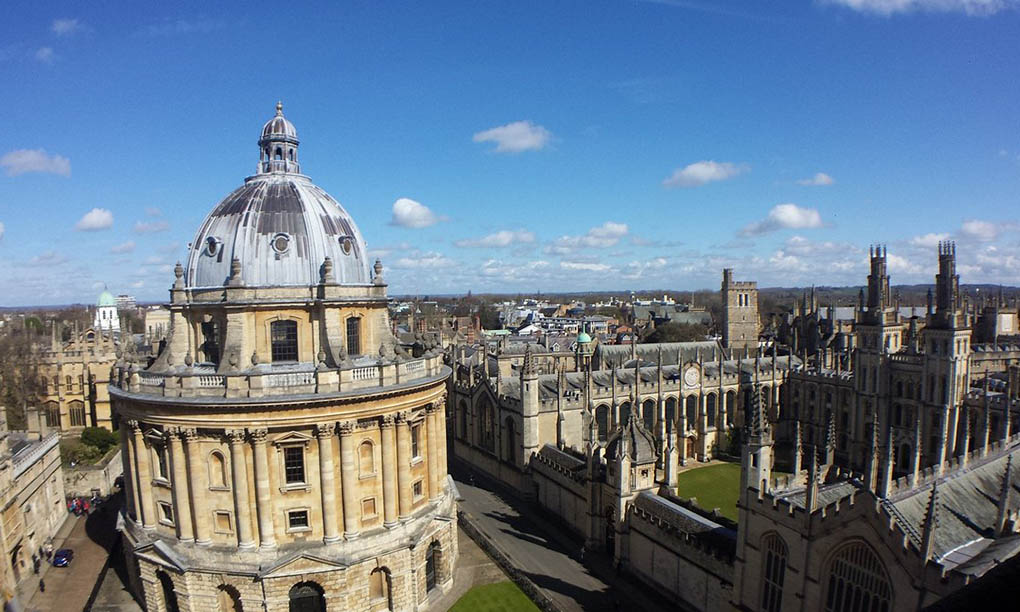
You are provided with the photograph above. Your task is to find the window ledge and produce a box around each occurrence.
[152,478,171,489]
[159,519,175,528]
[410,456,424,466]
[286,526,312,534]
[359,472,378,481]
[280,483,311,494]
[208,485,231,492]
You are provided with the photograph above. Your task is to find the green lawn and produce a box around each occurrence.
[448,581,541,612]
[675,462,743,521]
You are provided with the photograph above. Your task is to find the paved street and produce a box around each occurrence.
[454,469,671,612]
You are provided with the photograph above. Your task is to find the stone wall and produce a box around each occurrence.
[64,447,123,497]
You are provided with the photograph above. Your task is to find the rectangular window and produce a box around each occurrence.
[346,317,361,356]
[283,446,305,484]
[159,502,174,525]
[214,511,233,533]
[154,444,169,480]
[412,481,423,500]
[271,320,299,362]
[411,423,422,459]
[362,497,377,522]
[287,509,309,530]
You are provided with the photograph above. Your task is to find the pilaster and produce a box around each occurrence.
[227,429,255,550]
[316,423,341,543]
[182,428,211,546]
[339,420,360,540]
[166,427,194,542]
[250,428,277,549]
[380,414,398,527]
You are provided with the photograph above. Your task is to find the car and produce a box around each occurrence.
[52,549,73,567]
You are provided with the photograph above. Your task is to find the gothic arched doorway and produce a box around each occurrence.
[157,571,180,612]
[289,582,325,612]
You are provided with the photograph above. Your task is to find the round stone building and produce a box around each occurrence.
[112,104,455,612]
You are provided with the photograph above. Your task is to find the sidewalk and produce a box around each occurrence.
[14,509,80,608]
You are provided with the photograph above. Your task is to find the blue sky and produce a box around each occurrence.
[1,1,1018,306]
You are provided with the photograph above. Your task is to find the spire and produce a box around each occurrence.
[997,454,1013,536]
[865,409,880,493]
[824,409,836,466]
[806,446,819,512]
[522,343,537,378]
[921,481,941,562]
[793,419,803,475]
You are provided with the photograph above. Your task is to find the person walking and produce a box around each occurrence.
[38,578,45,593]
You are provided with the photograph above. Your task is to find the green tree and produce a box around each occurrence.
[477,303,501,330]
[643,322,709,343]
[81,426,118,453]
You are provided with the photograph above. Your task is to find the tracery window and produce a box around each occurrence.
[761,533,787,612]
[69,400,86,427]
[824,542,892,612]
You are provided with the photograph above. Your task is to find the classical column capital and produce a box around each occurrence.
[338,420,355,436]
[180,427,198,442]
[127,419,141,434]
[394,411,409,425]
[249,428,268,444]
[225,429,247,444]
[164,426,182,441]
[381,414,396,429]
[425,402,440,414]
[315,423,335,439]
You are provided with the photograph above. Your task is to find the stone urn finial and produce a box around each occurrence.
[173,262,185,288]
[373,259,384,285]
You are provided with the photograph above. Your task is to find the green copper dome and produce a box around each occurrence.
[577,331,592,344]
[98,290,116,307]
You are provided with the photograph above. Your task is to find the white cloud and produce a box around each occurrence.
[959,219,999,242]
[823,0,1017,16]
[560,261,612,273]
[145,206,163,217]
[134,220,170,233]
[390,198,442,228]
[908,232,950,248]
[549,222,629,253]
[35,47,55,63]
[75,208,114,231]
[455,230,536,248]
[110,241,136,254]
[740,203,823,236]
[473,121,552,153]
[0,149,71,177]
[662,160,746,188]
[26,251,68,267]
[796,172,835,186]
[51,18,83,35]
[392,251,456,269]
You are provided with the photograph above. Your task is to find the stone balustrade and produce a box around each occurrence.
[115,352,446,400]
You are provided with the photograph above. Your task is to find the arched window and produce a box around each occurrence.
[596,405,610,442]
[505,417,516,464]
[289,581,326,612]
[217,584,242,612]
[425,541,440,592]
[154,442,169,480]
[209,451,227,488]
[201,321,220,365]
[271,320,299,362]
[619,401,631,426]
[459,400,468,439]
[479,397,496,452]
[760,533,788,612]
[45,401,60,428]
[346,317,361,356]
[665,397,677,435]
[66,375,72,391]
[69,400,86,427]
[274,147,283,161]
[288,149,294,161]
[707,394,717,428]
[642,399,655,431]
[359,440,375,476]
[369,567,392,609]
[824,541,892,612]
[157,571,180,612]
[685,395,697,428]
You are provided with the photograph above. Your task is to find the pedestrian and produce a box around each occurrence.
[579,545,585,562]
[38,579,45,593]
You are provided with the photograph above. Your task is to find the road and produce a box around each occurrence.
[455,471,671,612]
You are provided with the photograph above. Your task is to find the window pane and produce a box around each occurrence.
[284,446,305,483]
[346,317,361,356]
[271,321,298,362]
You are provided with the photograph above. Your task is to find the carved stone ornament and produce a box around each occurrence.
[127,419,141,433]
[251,351,259,366]
[315,423,334,439]
[181,428,198,442]
[380,414,396,429]
[184,352,193,367]
[225,429,247,444]
[337,421,355,436]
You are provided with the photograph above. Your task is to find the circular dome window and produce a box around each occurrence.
[272,233,291,254]
[339,236,353,255]
[205,236,220,256]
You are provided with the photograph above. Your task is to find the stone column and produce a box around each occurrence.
[166,427,194,542]
[316,423,341,543]
[182,428,211,546]
[396,412,412,520]
[426,404,440,501]
[338,421,360,540]
[250,428,276,549]
[437,395,448,489]
[120,419,138,521]
[227,429,255,550]
[131,421,156,529]
[380,415,398,527]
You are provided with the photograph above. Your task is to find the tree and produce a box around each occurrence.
[0,328,44,429]
[477,303,501,330]
[81,427,118,454]
[643,322,709,343]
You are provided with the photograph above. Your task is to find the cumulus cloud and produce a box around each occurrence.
[390,198,442,228]
[662,160,746,188]
[473,121,552,153]
[740,203,823,236]
[392,251,457,269]
[75,208,114,231]
[134,220,170,233]
[51,18,84,35]
[908,232,950,248]
[455,230,536,248]
[145,206,163,217]
[796,172,835,186]
[1,149,71,177]
[823,0,1018,16]
[26,251,68,266]
[110,241,136,254]
[35,47,55,63]
[548,222,629,253]
[959,219,999,242]
[560,261,612,273]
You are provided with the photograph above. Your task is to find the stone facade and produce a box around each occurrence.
[34,324,117,432]
[114,104,455,612]
[721,268,759,352]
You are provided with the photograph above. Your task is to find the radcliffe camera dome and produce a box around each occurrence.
[185,103,371,288]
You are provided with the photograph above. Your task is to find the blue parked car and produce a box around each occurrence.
[52,549,73,567]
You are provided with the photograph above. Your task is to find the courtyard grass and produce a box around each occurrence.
[448,581,541,612]
[675,462,743,521]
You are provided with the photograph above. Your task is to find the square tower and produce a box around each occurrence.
[721,268,759,352]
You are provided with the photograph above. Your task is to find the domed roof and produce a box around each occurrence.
[184,104,371,289]
[98,290,116,307]
[260,101,298,143]
[577,331,592,344]
[605,417,656,464]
